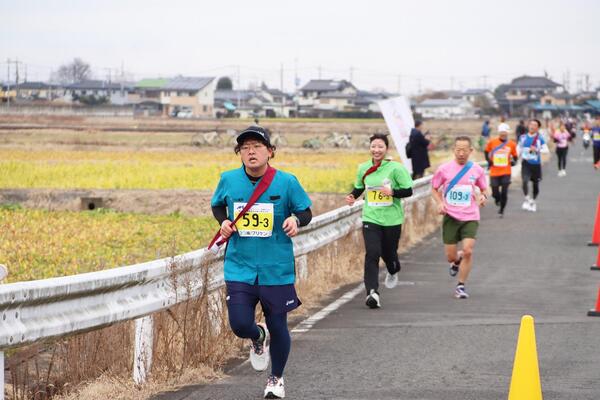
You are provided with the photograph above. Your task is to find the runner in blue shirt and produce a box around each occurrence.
[592,116,600,170]
[211,126,312,399]
[517,119,549,212]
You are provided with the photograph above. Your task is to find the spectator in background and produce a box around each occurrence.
[409,120,431,180]
[516,120,527,142]
[479,120,491,150]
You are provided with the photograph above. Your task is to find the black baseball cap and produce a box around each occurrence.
[236,126,271,146]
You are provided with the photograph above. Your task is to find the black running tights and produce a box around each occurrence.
[362,222,402,295]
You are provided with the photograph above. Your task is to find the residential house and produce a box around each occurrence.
[415,99,476,119]
[297,79,358,114]
[495,75,563,115]
[160,76,215,117]
[64,80,133,105]
[354,90,393,113]
[133,78,167,114]
[214,83,295,118]
[13,81,64,101]
[0,83,16,103]
[461,88,498,111]
[135,76,216,118]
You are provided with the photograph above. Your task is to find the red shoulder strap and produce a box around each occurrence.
[361,161,382,185]
[208,166,276,252]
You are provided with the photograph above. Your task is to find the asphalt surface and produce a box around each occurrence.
[158,149,600,400]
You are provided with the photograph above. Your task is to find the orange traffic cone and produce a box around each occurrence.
[588,287,600,316]
[592,246,600,271]
[589,194,600,246]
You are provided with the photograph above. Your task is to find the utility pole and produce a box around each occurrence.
[318,65,322,80]
[585,74,590,92]
[417,78,422,94]
[236,65,241,109]
[280,62,284,117]
[450,76,455,91]
[14,59,20,99]
[6,58,10,109]
[349,66,354,83]
[294,57,299,91]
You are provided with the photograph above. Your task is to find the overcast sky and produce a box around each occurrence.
[2,0,599,94]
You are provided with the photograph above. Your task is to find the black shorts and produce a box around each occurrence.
[490,175,511,186]
[521,162,542,183]
[225,280,301,316]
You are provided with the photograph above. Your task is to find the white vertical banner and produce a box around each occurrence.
[378,96,414,173]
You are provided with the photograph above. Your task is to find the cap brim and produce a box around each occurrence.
[236,131,267,144]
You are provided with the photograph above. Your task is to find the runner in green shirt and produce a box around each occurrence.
[345,133,414,308]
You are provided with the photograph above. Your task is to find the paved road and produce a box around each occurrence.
[159,152,600,399]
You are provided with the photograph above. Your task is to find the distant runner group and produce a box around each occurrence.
[209,116,595,398]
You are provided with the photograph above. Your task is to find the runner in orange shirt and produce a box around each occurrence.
[485,123,518,218]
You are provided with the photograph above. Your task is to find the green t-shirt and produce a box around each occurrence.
[354,159,413,226]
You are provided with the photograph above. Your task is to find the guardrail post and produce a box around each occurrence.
[296,255,308,281]
[133,315,153,385]
[1,351,4,400]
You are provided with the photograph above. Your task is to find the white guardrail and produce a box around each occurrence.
[0,175,436,395]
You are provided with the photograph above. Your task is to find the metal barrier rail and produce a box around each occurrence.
[0,174,436,394]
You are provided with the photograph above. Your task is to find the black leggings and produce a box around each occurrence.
[523,181,539,199]
[491,178,510,213]
[228,303,290,377]
[594,146,600,164]
[362,222,402,294]
[556,147,568,170]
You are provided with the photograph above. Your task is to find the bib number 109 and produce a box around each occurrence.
[445,185,472,207]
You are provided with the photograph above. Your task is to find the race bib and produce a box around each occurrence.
[493,151,509,167]
[521,148,537,161]
[594,132,600,141]
[366,186,393,207]
[445,184,472,207]
[233,202,273,237]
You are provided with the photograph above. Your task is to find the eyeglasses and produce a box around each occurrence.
[240,143,266,152]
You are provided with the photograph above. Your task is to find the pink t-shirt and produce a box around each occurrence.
[432,160,487,221]
[553,130,570,148]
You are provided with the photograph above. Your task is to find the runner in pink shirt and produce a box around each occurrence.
[553,122,571,177]
[431,136,489,299]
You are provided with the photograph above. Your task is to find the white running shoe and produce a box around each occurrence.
[250,323,270,372]
[365,289,381,309]
[264,375,285,399]
[530,201,537,212]
[563,170,567,176]
[454,285,469,299]
[384,271,398,289]
[521,198,531,211]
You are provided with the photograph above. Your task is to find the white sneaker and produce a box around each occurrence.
[557,170,563,177]
[250,323,270,372]
[365,289,381,309]
[522,198,531,211]
[454,285,469,299]
[384,271,398,289]
[563,170,567,176]
[530,201,537,212]
[264,375,285,399]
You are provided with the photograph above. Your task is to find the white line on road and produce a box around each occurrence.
[291,284,364,334]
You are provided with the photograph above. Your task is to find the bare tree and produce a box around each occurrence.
[53,58,92,84]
